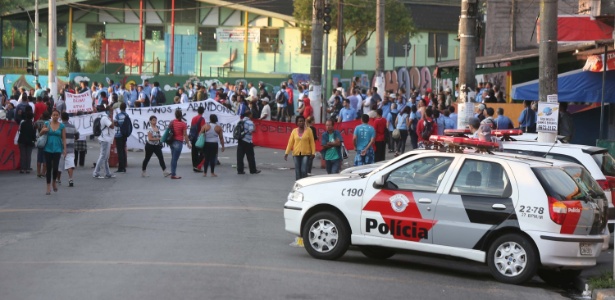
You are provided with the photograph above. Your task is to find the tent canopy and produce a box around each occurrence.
[512,69,615,102]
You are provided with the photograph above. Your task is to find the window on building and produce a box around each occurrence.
[86,24,105,38]
[259,28,279,53]
[356,34,367,56]
[300,30,311,54]
[428,32,448,59]
[198,27,217,51]
[57,23,67,47]
[387,34,409,57]
[166,0,196,24]
[146,25,165,41]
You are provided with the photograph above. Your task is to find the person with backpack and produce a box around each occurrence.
[394,106,410,156]
[114,103,132,173]
[275,84,289,122]
[93,105,115,179]
[190,106,206,172]
[235,111,260,175]
[416,106,439,149]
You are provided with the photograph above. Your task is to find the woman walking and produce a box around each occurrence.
[35,111,50,178]
[284,115,315,180]
[200,114,225,177]
[142,116,171,177]
[169,109,191,179]
[394,106,410,156]
[17,111,36,173]
[39,110,66,195]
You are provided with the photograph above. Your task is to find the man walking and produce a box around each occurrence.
[353,114,375,166]
[190,106,206,172]
[236,111,260,175]
[93,105,115,179]
[373,109,387,162]
[321,119,343,174]
[114,103,130,173]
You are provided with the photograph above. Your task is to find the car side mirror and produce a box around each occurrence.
[373,175,386,189]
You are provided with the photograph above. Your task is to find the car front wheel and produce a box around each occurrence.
[487,233,538,284]
[302,211,350,260]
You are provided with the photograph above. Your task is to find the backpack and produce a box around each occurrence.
[93,116,103,137]
[189,117,204,141]
[233,120,245,140]
[119,113,133,137]
[155,90,166,104]
[276,91,288,104]
[421,119,433,140]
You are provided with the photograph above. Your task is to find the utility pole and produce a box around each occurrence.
[537,0,557,143]
[335,0,343,70]
[48,0,57,100]
[457,0,478,129]
[375,0,385,99]
[309,0,324,123]
[34,0,39,84]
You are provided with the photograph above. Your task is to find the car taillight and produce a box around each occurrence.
[548,196,567,225]
[597,179,615,206]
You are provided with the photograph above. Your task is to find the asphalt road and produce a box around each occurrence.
[0,143,609,300]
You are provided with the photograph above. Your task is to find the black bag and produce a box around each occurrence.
[189,117,204,141]
[233,120,245,140]
[93,116,103,137]
[156,90,167,104]
[119,113,133,137]
[421,119,433,140]
[165,122,175,144]
[276,91,287,104]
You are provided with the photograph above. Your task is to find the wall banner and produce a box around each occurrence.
[252,119,360,151]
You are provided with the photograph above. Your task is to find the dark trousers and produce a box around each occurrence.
[203,142,218,173]
[375,141,386,162]
[19,143,33,171]
[44,152,61,184]
[142,143,166,171]
[74,150,86,167]
[396,129,408,154]
[115,137,127,171]
[237,139,257,174]
[409,130,418,150]
[191,139,204,168]
[386,130,394,151]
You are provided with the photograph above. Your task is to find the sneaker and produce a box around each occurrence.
[192,168,201,173]
[250,170,262,174]
[163,170,171,177]
[171,176,182,179]
[56,180,62,185]
[69,180,74,187]
[142,171,149,177]
[105,174,116,179]
[94,175,105,179]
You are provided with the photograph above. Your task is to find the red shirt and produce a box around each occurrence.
[191,115,206,131]
[373,117,387,142]
[34,102,47,121]
[286,87,294,104]
[416,116,438,142]
[171,119,187,141]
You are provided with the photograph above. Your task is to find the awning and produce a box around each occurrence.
[557,15,614,42]
[511,69,615,102]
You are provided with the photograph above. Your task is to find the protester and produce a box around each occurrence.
[353,114,375,166]
[373,108,387,162]
[284,115,316,180]
[142,115,171,177]
[259,97,271,121]
[386,103,398,153]
[114,103,130,173]
[39,110,67,195]
[169,109,192,179]
[74,126,87,168]
[416,106,438,148]
[190,107,207,172]
[518,100,537,133]
[395,106,410,156]
[236,111,260,175]
[200,114,225,177]
[35,111,50,178]
[59,112,78,187]
[321,119,343,174]
[338,99,356,123]
[93,105,115,179]
[17,111,36,174]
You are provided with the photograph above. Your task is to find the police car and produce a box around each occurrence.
[284,137,609,284]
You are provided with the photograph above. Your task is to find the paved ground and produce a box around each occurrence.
[0,142,612,299]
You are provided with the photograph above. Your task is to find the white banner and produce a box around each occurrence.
[215,28,260,43]
[69,100,240,153]
[66,90,93,113]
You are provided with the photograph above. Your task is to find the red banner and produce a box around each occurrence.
[583,53,615,72]
[252,119,361,151]
[0,120,21,171]
[101,39,142,67]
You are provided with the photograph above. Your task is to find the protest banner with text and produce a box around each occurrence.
[65,90,93,113]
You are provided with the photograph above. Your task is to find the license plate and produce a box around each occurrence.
[580,243,593,256]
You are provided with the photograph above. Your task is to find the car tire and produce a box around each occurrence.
[487,233,538,284]
[302,211,350,260]
[359,246,396,260]
[537,268,582,286]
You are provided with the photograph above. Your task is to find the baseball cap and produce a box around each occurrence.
[261,97,269,102]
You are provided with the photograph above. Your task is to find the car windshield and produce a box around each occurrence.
[593,152,615,177]
[533,167,603,201]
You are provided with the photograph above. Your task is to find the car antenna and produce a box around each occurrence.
[543,135,559,158]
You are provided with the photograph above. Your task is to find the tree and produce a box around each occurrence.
[293,0,416,67]
[64,40,81,73]
[0,0,34,15]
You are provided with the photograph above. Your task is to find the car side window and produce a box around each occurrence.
[385,157,454,192]
[451,159,512,198]
[542,153,581,165]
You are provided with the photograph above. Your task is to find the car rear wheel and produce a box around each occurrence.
[487,233,538,284]
[302,211,350,260]
[537,269,582,286]
[359,246,396,260]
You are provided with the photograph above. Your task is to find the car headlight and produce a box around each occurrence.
[287,183,304,202]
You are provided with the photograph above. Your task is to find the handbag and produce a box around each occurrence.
[161,122,174,145]
[195,133,206,149]
[340,142,349,160]
[36,134,47,149]
[392,128,401,140]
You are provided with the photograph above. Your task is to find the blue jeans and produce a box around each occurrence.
[326,159,341,174]
[293,155,309,180]
[93,141,111,177]
[170,140,183,176]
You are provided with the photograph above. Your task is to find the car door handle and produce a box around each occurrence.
[418,198,431,204]
[492,204,507,210]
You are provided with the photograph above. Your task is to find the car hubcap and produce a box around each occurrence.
[308,219,339,253]
[494,241,527,277]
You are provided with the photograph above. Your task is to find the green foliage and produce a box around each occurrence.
[0,0,34,15]
[83,31,104,73]
[293,0,416,58]
[64,40,81,73]
[588,272,615,289]
[2,20,28,49]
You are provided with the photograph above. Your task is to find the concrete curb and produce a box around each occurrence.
[592,289,615,300]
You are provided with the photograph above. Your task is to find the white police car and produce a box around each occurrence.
[284,138,609,284]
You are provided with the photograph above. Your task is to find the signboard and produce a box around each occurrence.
[456,102,475,130]
[583,52,615,72]
[65,90,93,113]
[536,102,559,133]
[215,28,260,43]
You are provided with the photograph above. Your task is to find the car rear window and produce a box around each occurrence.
[532,167,603,201]
[592,152,615,177]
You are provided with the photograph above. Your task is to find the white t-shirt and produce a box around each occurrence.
[260,104,271,121]
[98,115,114,143]
[363,96,372,114]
